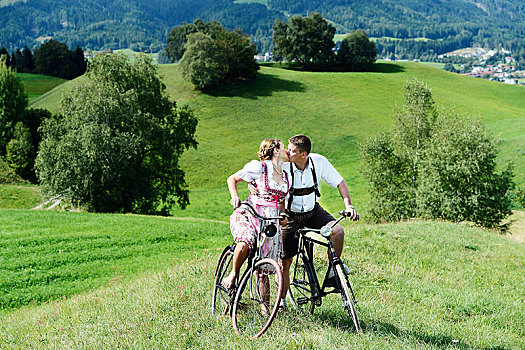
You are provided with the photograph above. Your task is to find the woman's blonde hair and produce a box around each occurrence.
[258,139,281,161]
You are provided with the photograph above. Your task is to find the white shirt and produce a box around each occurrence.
[283,153,343,213]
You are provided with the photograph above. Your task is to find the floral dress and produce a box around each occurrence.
[230,160,290,262]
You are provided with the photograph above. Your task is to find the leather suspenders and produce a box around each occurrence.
[287,156,321,212]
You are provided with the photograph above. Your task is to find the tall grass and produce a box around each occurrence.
[1,217,523,349]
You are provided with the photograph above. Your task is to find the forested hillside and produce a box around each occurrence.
[1,0,525,62]
[0,0,283,53]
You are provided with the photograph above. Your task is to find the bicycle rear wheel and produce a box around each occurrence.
[335,263,362,332]
[211,245,235,317]
[288,252,318,314]
[231,258,283,339]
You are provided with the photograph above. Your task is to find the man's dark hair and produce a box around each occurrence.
[289,134,311,154]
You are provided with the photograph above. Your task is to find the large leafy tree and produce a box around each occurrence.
[35,53,198,214]
[272,12,335,69]
[0,56,28,156]
[337,29,377,71]
[166,19,224,62]
[179,26,259,90]
[33,40,86,79]
[362,80,514,229]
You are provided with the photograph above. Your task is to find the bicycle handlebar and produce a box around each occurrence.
[239,202,284,221]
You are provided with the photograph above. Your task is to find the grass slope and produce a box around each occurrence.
[0,212,524,349]
[19,73,67,105]
[0,209,230,314]
[30,62,525,220]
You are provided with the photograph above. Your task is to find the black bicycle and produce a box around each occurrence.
[287,210,362,332]
[211,202,284,339]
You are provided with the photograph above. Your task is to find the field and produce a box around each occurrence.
[1,211,524,349]
[29,62,525,220]
[19,73,67,104]
[2,60,525,348]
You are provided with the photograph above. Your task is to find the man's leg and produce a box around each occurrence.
[281,257,293,298]
[327,221,344,259]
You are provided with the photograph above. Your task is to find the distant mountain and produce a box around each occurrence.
[1,0,524,63]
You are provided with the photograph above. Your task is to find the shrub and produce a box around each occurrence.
[362,80,514,229]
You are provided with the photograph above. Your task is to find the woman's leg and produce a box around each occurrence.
[222,242,249,289]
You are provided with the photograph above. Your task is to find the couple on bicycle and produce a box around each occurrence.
[222,134,359,310]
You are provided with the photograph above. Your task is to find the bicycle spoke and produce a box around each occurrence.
[232,259,283,338]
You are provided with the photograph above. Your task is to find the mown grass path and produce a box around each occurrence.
[1,209,524,349]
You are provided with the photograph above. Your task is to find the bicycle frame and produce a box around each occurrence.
[217,202,283,315]
[293,213,358,304]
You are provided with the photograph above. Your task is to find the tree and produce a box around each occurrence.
[6,122,35,180]
[361,79,514,229]
[444,62,457,73]
[417,111,514,229]
[0,56,28,156]
[272,12,336,69]
[179,26,259,90]
[179,32,227,90]
[33,40,86,79]
[20,46,35,73]
[337,29,377,71]
[35,53,198,214]
[166,19,224,62]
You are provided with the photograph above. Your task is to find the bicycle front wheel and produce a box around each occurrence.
[335,264,362,332]
[288,252,318,314]
[231,258,283,339]
[212,245,235,317]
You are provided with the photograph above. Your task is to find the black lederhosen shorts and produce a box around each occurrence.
[281,202,335,260]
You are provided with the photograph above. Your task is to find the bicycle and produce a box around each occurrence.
[211,202,284,339]
[287,210,362,332]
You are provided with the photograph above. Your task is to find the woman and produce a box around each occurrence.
[221,138,290,290]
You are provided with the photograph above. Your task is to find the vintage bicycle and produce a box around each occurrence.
[287,210,362,332]
[211,202,284,339]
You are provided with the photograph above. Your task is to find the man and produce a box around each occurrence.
[280,134,359,308]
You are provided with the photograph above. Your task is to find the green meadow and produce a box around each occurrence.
[2,61,524,348]
[29,62,525,219]
[1,211,524,349]
[19,73,67,104]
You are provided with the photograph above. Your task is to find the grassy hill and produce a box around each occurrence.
[19,73,67,105]
[0,210,524,349]
[31,61,525,220]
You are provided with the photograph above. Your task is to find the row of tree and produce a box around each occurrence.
[0,40,87,79]
[273,13,376,70]
[167,15,377,89]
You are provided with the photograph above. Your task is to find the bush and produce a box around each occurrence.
[362,80,515,229]
[417,111,514,229]
[35,53,198,214]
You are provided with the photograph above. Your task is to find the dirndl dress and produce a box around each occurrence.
[230,160,289,262]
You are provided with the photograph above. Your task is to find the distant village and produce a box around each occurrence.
[438,48,525,86]
[256,48,525,86]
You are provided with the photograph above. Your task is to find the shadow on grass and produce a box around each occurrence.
[205,71,306,100]
[313,311,509,350]
[368,62,405,73]
[261,62,405,74]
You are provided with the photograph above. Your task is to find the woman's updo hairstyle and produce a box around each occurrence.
[258,139,281,161]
